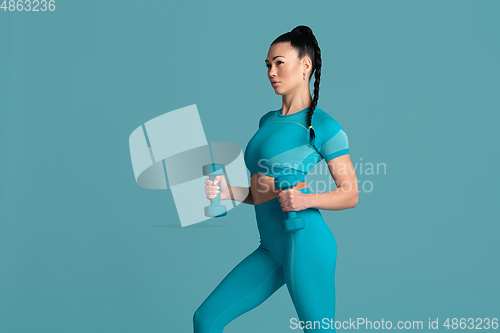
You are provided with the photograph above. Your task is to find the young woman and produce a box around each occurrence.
[196,25,359,332]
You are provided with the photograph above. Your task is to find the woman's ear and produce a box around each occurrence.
[303,58,312,73]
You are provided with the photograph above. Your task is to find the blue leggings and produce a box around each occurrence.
[193,188,338,332]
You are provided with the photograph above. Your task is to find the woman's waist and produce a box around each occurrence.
[251,173,309,206]
[248,167,308,182]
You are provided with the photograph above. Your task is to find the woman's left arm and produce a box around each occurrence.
[279,154,358,212]
[307,154,358,210]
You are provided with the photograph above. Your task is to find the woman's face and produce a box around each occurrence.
[265,42,311,95]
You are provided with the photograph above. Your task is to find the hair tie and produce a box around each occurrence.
[309,126,313,129]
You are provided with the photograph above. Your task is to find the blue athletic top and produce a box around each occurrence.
[244,106,349,182]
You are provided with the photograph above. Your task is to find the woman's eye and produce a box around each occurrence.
[266,61,283,69]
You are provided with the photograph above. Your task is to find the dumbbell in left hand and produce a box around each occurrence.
[274,175,305,232]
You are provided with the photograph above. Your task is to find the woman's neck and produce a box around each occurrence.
[281,93,313,116]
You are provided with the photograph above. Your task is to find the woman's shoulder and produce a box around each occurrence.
[258,109,278,128]
[313,107,345,133]
[313,107,350,158]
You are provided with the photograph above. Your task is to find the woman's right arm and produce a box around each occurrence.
[205,175,254,205]
[228,185,254,205]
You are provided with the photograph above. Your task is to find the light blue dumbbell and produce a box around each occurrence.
[274,175,305,232]
[202,163,227,218]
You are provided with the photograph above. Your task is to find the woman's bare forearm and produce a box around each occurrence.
[227,186,254,205]
[305,185,358,211]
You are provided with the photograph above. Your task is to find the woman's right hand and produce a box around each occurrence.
[205,175,230,201]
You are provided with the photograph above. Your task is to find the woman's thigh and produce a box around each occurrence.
[284,209,338,327]
[194,247,286,333]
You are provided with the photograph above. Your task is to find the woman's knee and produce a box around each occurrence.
[193,306,205,329]
[193,304,218,333]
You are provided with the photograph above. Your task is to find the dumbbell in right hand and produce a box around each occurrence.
[202,163,227,218]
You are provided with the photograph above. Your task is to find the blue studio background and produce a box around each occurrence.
[1,1,499,332]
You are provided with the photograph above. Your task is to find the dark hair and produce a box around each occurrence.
[271,25,322,149]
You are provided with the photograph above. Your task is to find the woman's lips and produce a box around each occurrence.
[272,82,280,87]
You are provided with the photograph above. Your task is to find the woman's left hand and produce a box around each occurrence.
[278,189,310,212]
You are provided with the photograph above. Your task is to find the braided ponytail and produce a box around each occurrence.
[272,25,322,150]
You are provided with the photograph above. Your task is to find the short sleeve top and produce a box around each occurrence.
[244,106,349,182]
